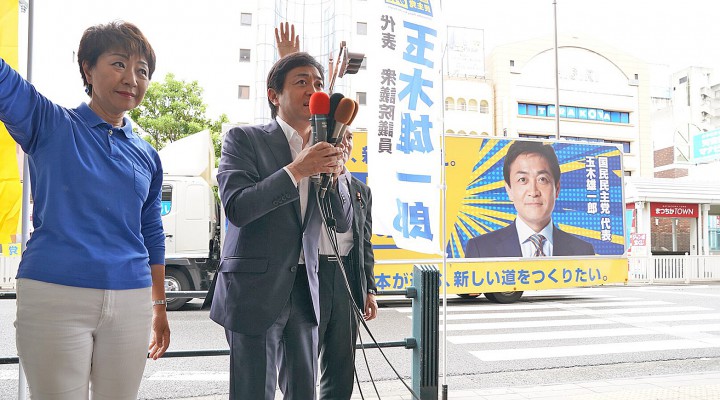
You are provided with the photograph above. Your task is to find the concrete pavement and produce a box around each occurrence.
[174,369,720,399]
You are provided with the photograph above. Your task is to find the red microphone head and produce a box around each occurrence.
[309,92,330,115]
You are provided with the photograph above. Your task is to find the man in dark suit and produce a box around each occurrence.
[210,52,353,400]
[317,129,377,400]
[465,140,594,258]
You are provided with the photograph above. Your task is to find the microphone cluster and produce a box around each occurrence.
[308,91,359,198]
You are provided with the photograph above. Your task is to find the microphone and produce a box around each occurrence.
[328,98,356,146]
[309,92,330,184]
[319,98,357,198]
[326,92,345,138]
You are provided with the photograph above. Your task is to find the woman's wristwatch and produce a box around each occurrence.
[367,288,377,295]
[152,299,167,307]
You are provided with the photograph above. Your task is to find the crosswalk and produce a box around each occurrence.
[395,288,720,363]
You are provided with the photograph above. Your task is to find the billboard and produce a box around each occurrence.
[455,139,626,258]
[347,133,628,293]
[691,128,720,163]
[0,0,22,248]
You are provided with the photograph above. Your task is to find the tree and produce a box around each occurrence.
[130,73,226,158]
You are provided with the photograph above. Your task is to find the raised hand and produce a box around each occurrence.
[275,22,300,58]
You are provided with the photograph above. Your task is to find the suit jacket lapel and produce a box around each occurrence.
[503,222,523,256]
[263,121,301,224]
[350,177,363,241]
[302,183,315,232]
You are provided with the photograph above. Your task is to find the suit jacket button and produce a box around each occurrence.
[290,266,297,273]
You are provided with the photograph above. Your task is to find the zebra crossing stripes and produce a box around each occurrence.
[147,371,229,381]
[471,338,720,361]
[441,312,720,331]
[449,324,720,344]
[430,293,720,362]
[394,298,659,313]
[439,306,710,320]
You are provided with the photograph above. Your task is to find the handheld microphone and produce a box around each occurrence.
[326,92,345,138]
[319,98,357,198]
[309,92,330,184]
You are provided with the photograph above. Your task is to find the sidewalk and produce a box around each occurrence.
[180,370,720,399]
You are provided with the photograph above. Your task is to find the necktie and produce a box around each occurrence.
[529,234,546,257]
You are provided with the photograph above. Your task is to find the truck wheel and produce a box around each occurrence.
[458,293,481,299]
[484,291,523,304]
[165,269,190,311]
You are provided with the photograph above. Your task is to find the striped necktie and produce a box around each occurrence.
[529,234,546,257]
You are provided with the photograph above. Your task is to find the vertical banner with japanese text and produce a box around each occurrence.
[366,0,444,254]
[0,0,22,248]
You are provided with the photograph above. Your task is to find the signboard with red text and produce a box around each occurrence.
[650,203,698,218]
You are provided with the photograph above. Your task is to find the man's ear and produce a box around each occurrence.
[555,183,561,199]
[504,183,513,202]
[267,88,279,106]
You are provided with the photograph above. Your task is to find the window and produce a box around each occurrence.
[161,185,172,216]
[468,99,478,112]
[520,133,551,139]
[241,13,252,26]
[445,97,455,111]
[357,22,367,35]
[239,49,251,62]
[480,100,489,114]
[360,57,367,70]
[238,85,250,99]
[457,98,467,112]
[356,92,367,105]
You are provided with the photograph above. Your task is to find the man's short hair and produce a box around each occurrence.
[266,52,324,119]
[502,140,561,186]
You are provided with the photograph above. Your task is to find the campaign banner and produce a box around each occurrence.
[453,138,626,258]
[375,258,628,293]
[0,0,22,246]
[366,0,445,254]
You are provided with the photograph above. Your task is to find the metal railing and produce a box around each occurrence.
[1,265,441,399]
[628,255,720,283]
[0,257,19,290]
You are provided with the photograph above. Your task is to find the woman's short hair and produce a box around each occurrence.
[77,21,156,96]
[266,52,324,119]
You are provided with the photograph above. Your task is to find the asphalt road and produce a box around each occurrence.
[2,283,720,399]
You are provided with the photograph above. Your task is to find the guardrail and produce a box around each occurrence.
[0,257,19,290]
[628,255,720,283]
[1,265,440,400]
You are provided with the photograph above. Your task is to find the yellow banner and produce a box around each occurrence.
[375,257,628,293]
[0,0,22,245]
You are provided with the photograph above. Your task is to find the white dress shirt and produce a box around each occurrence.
[515,218,554,257]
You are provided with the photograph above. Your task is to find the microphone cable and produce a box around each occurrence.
[315,185,421,400]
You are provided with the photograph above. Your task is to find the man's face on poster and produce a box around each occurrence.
[504,152,560,232]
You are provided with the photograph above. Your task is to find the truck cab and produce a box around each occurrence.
[161,175,220,310]
[158,131,220,310]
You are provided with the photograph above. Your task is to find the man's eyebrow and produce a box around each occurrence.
[512,169,551,175]
[292,72,321,80]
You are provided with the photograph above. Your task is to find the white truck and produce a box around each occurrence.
[158,131,221,310]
